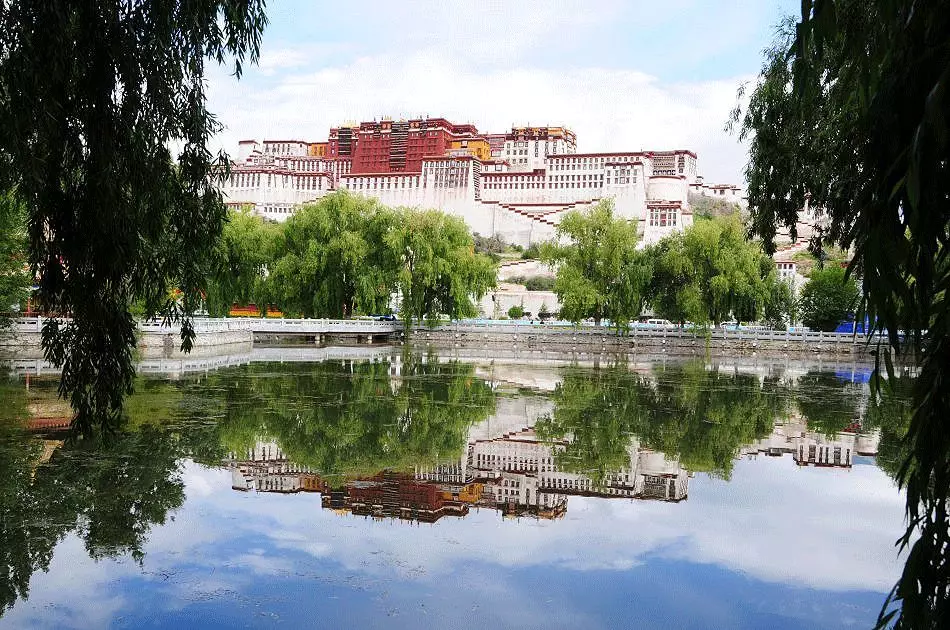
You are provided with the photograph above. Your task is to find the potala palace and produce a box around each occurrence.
[220,116,743,247]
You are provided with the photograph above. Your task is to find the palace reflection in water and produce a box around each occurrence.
[227,423,882,525]
[220,352,889,525]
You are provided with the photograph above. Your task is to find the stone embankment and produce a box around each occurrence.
[413,323,884,358]
[2,318,888,361]
[1,317,253,360]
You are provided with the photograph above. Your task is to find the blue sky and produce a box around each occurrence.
[208,0,800,184]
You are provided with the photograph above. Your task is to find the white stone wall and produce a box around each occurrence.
[478,288,560,319]
[221,141,713,246]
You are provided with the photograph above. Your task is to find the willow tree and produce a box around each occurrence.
[205,207,280,317]
[648,215,774,326]
[734,2,950,626]
[0,2,267,434]
[0,190,29,323]
[388,208,496,329]
[541,200,650,329]
[269,193,399,318]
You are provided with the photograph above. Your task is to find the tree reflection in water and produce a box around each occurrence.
[0,357,916,617]
[0,376,199,614]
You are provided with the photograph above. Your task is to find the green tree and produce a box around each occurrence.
[269,193,398,318]
[203,356,496,478]
[733,2,950,625]
[541,200,650,329]
[388,209,496,330]
[795,371,861,435]
[648,215,772,326]
[0,422,193,614]
[647,233,705,324]
[864,373,915,480]
[524,276,556,291]
[0,2,268,434]
[797,265,859,332]
[535,362,787,482]
[0,190,30,323]
[521,243,541,260]
[205,208,280,317]
[763,273,796,329]
[507,304,525,319]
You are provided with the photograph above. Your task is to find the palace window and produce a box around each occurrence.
[649,208,678,227]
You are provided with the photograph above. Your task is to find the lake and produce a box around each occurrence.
[0,348,911,629]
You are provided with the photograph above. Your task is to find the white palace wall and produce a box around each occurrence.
[220,145,705,247]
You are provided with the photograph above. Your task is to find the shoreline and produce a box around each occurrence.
[1,318,893,365]
[412,324,886,358]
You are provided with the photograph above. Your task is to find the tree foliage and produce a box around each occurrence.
[269,194,398,318]
[0,190,29,322]
[204,193,498,325]
[0,423,191,613]
[198,356,496,478]
[507,275,556,291]
[205,207,280,317]
[797,265,859,332]
[541,200,650,329]
[734,1,950,625]
[794,370,861,435]
[764,274,796,329]
[535,362,789,482]
[647,215,780,325]
[0,2,268,434]
[388,208,496,329]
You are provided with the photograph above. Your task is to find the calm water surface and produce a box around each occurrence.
[0,348,911,629]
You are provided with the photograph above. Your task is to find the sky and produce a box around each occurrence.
[207,0,800,185]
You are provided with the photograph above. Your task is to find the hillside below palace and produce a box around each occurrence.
[221,116,743,246]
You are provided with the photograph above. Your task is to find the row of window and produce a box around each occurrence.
[477,453,556,465]
[260,205,294,215]
[349,177,420,191]
[483,181,607,190]
[263,142,306,155]
[277,159,340,173]
[550,155,638,168]
[345,178,465,191]
[425,164,469,173]
[230,173,327,190]
[801,444,850,465]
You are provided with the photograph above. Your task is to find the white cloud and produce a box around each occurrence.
[207,53,751,183]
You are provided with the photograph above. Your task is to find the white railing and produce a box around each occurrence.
[138,318,254,334]
[11,316,400,336]
[10,316,888,344]
[11,316,54,333]
[249,318,399,334]
[424,320,889,344]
